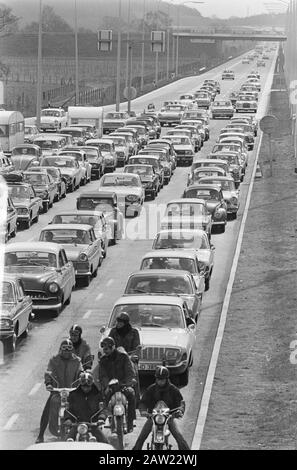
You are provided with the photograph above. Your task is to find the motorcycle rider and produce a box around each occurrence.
[109,312,140,354]
[35,339,83,444]
[98,336,136,433]
[64,371,109,443]
[133,366,190,450]
[69,324,93,370]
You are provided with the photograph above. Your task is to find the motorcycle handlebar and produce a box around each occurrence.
[142,407,183,418]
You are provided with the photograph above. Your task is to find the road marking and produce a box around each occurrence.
[3,414,19,430]
[96,293,103,301]
[28,383,42,396]
[82,310,92,319]
[191,52,278,450]
[106,279,114,287]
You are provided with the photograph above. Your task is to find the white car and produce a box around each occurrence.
[59,149,92,185]
[235,95,258,114]
[39,108,68,132]
[221,70,235,80]
[211,100,234,119]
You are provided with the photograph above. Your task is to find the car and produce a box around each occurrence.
[5,195,18,242]
[231,115,258,136]
[4,243,75,316]
[198,176,240,219]
[235,95,258,114]
[40,156,82,192]
[257,59,265,67]
[4,172,42,229]
[127,118,156,141]
[59,126,87,145]
[70,123,98,139]
[110,131,138,157]
[24,124,40,144]
[183,109,209,124]
[244,78,261,91]
[33,135,68,156]
[102,111,129,134]
[160,198,212,240]
[39,224,103,287]
[77,145,104,179]
[100,295,196,385]
[50,210,109,259]
[85,138,117,172]
[124,164,159,199]
[59,148,92,185]
[208,151,243,188]
[229,92,239,107]
[158,104,186,127]
[199,85,216,101]
[98,172,144,217]
[107,135,129,166]
[22,170,58,213]
[203,79,220,93]
[139,146,173,182]
[138,113,162,139]
[242,58,250,64]
[76,191,123,245]
[0,274,33,353]
[29,166,67,201]
[187,159,230,186]
[188,167,227,187]
[128,155,165,189]
[125,124,149,148]
[221,70,235,80]
[0,155,14,177]
[163,135,194,166]
[175,125,202,152]
[219,137,248,171]
[123,270,204,322]
[10,154,39,172]
[11,144,43,161]
[39,107,68,132]
[144,138,177,170]
[183,184,227,233]
[240,84,259,97]
[219,130,254,151]
[211,100,234,119]
[194,91,211,109]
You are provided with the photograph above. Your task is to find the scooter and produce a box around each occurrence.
[107,378,128,450]
[66,407,107,442]
[145,401,181,450]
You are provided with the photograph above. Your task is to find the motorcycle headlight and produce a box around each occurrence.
[77,423,88,435]
[48,282,59,293]
[231,197,238,205]
[79,253,88,262]
[154,414,166,425]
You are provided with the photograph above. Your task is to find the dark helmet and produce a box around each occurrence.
[155,366,169,379]
[116,312,130,324]
[100,336,115,348]
[59,338,73,352]
[69,324,82,335]
[79,371,94,386]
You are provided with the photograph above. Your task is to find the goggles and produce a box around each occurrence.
[60,345,73,352]
[81,377,93,386]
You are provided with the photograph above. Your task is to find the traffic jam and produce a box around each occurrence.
[0,44,275,450]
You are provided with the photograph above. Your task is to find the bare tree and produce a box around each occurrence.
[0,3,19,36]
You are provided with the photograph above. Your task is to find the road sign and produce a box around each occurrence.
[151,31,165,53]
[123,86,137,100]
[259,114,278,134]
[98,30,112,52]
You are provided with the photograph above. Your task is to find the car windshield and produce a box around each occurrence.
[202,179,235,190]
[78,198,114,215]
[130,158,158,169]
[61,129,82,137]
[98,143,111,152]
[60,152,82,161]
[101,175,139,187]
[166,202,203,217]
[12,147,37,156]
[1,282,14,303]
[213,144,239,153]
[166,106,183,111]
[105,112,126,119]
[41,110,61,117]
[23,173,46,184]
[5,251,57,268]
[34,140,59,149]
[185,188,220,201]
[40,229,91,245]
[111,137,125,146]
[141,257,196,274]
[48,158,75,168]
[110,304,184,329]
[193,170,220,180]
[212,154,238,165]
[52,214,100,227]
[125,165,152,176]
[168,137,190,145]
[154,232,207,249]
[8,186,31,199]
[46,168,59,179]
[126,274,192,295]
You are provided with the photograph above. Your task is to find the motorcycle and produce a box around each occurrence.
[66,406,106,442]
[45,371,79,440]
[144,401,182,450]
[106,378,128,450]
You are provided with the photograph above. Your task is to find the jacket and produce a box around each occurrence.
[98,349,135,390]
[73,339,93,369]
[109,326,140,354]
[139,381,184,414]
[45,353,83,388]
[65,384,108,423]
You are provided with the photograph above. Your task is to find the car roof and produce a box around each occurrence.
[194,166,225,173]
[155,228,207,236]
[41,224,93,231]
[142,249,199,259]
[52,210,104,217]
[128,269,191,278]
[5,242,62,254]
[199,175,234,182]
[114,295,185,307]
[186,183,222,191]
[130,155,159,161]
[78,191,117,198]
[166,198,206,205]
[106,172,140,179]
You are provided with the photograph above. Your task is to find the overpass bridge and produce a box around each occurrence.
[172,32,287,42]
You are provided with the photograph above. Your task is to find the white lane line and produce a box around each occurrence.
[96,293,103,301]
[82,310,92,319]
[191,52,278,451]
[106,279,114,287]
[28,383,42,396]
[3,413,19,430]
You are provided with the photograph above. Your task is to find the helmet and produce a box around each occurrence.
[155,366,169,379]
[59,339,73,352]
[69,324,82,335]
[100,336,115,348]
[79,371,94,386]
[116,312,130,324]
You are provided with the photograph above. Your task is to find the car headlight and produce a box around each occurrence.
[126,194,138,202]
[165,348,180,363]
[48,282,59,293]
[0,318,13,329]
[77,424,88,435]
[79,253,88,262]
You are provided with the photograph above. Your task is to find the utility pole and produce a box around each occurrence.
[125,0,131,88]
[74,0,79,105]
[140,0,146,91]
[36,0,42,128]
[116,0,122,111]
[127,43,133,114]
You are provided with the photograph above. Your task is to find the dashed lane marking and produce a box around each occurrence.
[3,414,19,430]
[28,383,42,396]
[106,279,114,287]
[82,310,92,319]
[95,293,103,301]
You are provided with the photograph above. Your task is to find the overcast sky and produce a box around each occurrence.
[172,0,286,18]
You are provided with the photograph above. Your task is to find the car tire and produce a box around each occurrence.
[22,319,30,338]
[65,292,71,306]
[24,217,32,230]
[11,226,17,238]
[4,330,17,354]
[34,212,39,223]
[205,276,210,292]
[43,202,49,214]
[151,190,156,200]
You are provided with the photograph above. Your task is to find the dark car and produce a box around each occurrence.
[128,155,165,189]
[124,164,160,199]
[22,170,58,213]
[78,145,104,179]
[29,166,67,201]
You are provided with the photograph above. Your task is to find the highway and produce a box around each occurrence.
[0,50,277,449]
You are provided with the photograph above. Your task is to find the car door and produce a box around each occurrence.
[87,228,102,268]
[29,186,40,219]
[47,174,57,203]
[14,280,32,335]
[58,249,71,300]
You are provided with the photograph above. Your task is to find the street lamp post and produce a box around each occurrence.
[140,0,146,91]
[116,0,122,111]
[74,0,79,105]
[125,0,131,88]
[36,0,42,128]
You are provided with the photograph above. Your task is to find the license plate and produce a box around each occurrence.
[139,363,158,371]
